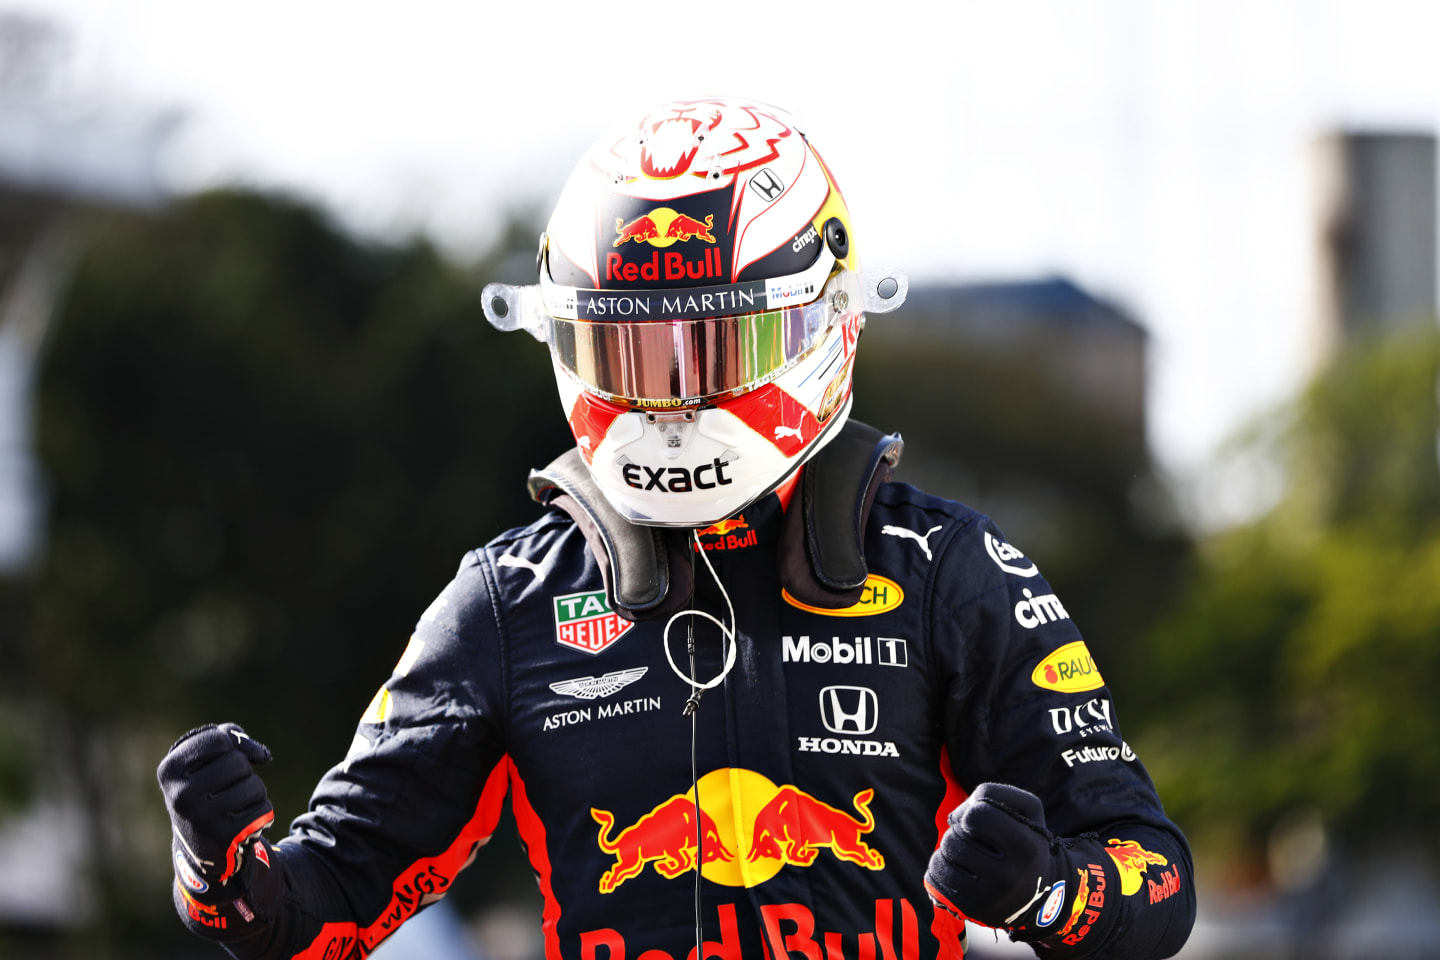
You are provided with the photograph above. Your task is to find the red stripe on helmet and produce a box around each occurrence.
[567,392,628,465]
[720,383,819,457]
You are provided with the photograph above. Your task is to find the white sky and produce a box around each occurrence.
[18,0,1440,526]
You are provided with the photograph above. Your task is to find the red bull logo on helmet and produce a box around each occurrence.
[614,208,717,247]
[590,768,885,892]
[605,204,726,285]
[606,248,724,284]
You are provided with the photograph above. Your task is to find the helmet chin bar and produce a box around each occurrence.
[595,394,854,529]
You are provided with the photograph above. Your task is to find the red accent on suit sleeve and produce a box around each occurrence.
[291,757,512,960]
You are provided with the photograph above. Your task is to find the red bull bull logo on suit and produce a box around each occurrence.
[591,796,733,894]
[590,768,885,892]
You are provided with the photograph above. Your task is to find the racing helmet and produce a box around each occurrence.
[483,97,907,528]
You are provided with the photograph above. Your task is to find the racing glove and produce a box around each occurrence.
[157,722,275,900]
[925,782,1115,951]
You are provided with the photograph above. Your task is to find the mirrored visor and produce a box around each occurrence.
[481,249,908,406]
[552,294,835,406]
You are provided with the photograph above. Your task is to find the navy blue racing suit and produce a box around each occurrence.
[174,475,1194,960]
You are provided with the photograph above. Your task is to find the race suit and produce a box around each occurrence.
[175,474,1195,960]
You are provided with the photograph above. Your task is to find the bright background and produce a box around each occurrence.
[27,0,1440,524]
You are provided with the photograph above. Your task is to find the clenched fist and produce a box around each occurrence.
[925,782,1087,942]
[157,723,274,897]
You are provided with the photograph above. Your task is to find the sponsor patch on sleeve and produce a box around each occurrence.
[1031,640,1104,692]
[1105,839,1169,896]
[985,531,1039,577]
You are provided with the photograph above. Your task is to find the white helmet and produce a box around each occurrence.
[484,97,906,528]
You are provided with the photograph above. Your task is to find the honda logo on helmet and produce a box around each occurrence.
[749,168,785,202]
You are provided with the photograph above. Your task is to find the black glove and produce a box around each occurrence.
[157,723,274,898]
[925,783,1098,944]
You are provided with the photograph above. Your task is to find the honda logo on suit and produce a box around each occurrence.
[820,686,879,735]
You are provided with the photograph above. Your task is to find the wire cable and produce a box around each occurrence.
[664,532,737,704]
[667,530,739,957]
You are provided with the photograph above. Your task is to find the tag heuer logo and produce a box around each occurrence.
[554,590,634,655]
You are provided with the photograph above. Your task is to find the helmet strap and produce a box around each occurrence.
[528,451,695,620]
[777,421,904,610]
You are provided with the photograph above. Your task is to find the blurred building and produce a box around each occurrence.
[1314,131,1438,352]
[853,275,1150,549]
[889,276,1146,444]
[0,11,173,573]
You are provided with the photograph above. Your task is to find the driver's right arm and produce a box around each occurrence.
[157,551,510,960]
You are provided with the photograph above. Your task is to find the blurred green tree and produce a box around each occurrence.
[23,189,565,948]
[1128,327,1440,863]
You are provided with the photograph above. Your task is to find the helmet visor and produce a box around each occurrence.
[550,294,833,407]
[482,249,907,406]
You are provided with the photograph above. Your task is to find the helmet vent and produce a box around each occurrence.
[824,217,849,259]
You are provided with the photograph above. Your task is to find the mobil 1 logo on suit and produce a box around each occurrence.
[782,636,909,667]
